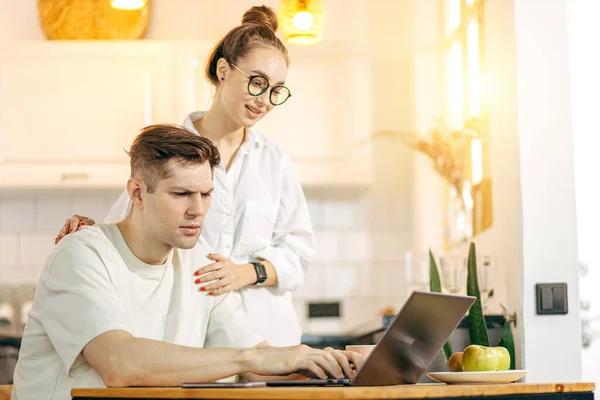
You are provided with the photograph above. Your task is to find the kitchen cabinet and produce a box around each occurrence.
[0,41,373,189]
[172,42,215,123]
[0,41,175,189]
[175,42,374,188]
[256,43,373,187]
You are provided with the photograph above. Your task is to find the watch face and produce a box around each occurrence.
[253,262,267,284]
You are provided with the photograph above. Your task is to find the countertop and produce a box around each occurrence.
[71,382,595,400]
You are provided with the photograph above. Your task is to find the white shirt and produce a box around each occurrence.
[105,111,316,346]
[104,224,170,311]
[12,224,263,400]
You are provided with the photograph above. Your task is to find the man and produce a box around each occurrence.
[12,124,362,400]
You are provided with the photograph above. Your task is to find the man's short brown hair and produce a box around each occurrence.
[127,124,221,193]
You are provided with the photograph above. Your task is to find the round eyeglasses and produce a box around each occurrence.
[230,63,291,106]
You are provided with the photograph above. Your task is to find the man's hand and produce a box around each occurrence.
[244,345,364,380]
[194,253,256,295]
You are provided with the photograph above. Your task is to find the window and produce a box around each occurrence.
[442,0,492,240]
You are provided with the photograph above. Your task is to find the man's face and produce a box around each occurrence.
[143,159,214,250]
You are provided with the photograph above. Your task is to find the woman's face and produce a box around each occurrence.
[220,47,288,128]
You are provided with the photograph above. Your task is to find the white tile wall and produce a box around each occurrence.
[0,192,118,285]
[71,192,118,222]
[0,198,35,232]
[305,197,323,230]
[342,300,378,334]
[314,231,340,263]
[339,231,371,262]
[0,234,19,267]
[364,196,395,230]
[294,263,324,299]
[1,266,30,285]
[0,155,414,335]
[322,198,366,229]
[35,195,73,231]
[19,233,55,273]
[341,297,401,334]
[388,265,408,298]
[322,266,361,299]
[370,265,392,297]
[370,231,411,263]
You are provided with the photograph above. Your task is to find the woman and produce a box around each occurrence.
[55,5,315,347]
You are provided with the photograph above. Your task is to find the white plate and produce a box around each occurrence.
[426,370,528,384]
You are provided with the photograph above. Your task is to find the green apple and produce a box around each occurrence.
[461,345,499,372]
[493,346,510,370]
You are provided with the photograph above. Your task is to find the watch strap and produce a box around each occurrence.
[251,262,267,285]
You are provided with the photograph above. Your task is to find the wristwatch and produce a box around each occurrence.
[250,261,267,285]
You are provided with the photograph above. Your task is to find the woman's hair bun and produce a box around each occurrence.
[242,5,278,32]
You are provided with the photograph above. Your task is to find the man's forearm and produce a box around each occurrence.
[84,332,255,387]
[122,338,251,386]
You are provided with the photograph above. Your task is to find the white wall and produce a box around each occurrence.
[0,0,370,44]
[1,0,587,382]
[513,0,581,382]
[0,0,417,337]
[411,0,584,381]
[566,0,600,388]
[453,0,584,381]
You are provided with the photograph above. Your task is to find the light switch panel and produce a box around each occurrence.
[536,283,568,315]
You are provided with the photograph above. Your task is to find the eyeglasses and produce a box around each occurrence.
[229,63,292,106]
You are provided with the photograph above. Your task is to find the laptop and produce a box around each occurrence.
[182,291,475,388]
[265,291,475,387]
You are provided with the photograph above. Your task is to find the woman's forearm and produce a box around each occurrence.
[240,260,278,288]
[260,259,278,286]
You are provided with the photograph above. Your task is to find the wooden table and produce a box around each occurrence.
[72,382,595,400]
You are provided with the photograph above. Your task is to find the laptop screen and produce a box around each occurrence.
[350,291,475,386]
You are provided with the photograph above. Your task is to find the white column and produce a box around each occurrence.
[514,0,581,382]
[566,0,600,387]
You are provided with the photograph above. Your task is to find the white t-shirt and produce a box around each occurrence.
[103,224,172,316]
[12,224,263,400]
[105,111,316,346]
